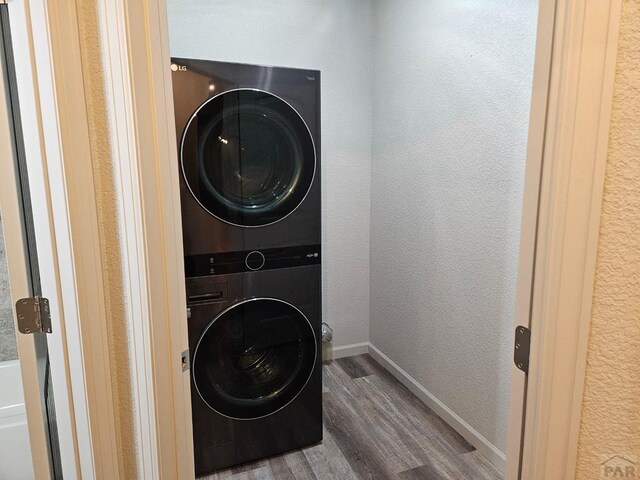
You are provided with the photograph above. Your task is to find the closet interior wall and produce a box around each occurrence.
[166,0,538,463]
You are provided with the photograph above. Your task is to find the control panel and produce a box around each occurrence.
[185,244,321,277]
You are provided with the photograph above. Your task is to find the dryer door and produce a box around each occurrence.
[181,89,316,227]
[192,298,317,420]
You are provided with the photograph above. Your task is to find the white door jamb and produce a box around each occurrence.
[516,0,623,478]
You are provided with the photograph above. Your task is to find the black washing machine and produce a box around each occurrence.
[171,59,322,476]
[187,266,322,475]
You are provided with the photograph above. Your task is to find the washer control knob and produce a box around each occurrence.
[245,251,265,271]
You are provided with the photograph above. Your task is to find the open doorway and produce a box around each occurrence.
[0,0,623,477]
[165,1,538,478]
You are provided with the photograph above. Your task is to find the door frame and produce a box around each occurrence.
[5,0,623,478]
[511,0,623,478]
[506,0,623,477]
[4,0,123,477]
[0,11,51,477]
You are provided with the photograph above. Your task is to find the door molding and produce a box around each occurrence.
[505,0,557,475]
[8,0,194,476]
[14,0,147,475]
[0,9,51,476]
[5,0,120,477]
[517,0,623,478]
[8,0,195,476]
[96,0,194,478]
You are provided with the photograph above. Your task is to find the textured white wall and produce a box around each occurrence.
[166,0,374,349]
[576,0,640,477]
[369,0,537,454]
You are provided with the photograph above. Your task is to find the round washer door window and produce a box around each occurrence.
[192,298,317,420]
[181,89,316,227]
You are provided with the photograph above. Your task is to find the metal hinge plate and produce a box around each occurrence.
[15,296,52,334]
[514,325,531,374]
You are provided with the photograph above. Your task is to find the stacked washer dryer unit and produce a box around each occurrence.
[171,58,322,476]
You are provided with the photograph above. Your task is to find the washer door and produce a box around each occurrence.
[193,298,317,420]
[181,89,316,227]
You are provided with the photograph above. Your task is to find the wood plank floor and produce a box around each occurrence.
[203,354,503,480]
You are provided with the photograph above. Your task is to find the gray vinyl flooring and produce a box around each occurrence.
[204,354,503,480]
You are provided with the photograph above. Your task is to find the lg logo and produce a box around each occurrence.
[170,64,187,72]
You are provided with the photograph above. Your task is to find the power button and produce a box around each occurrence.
[245,251,265,271]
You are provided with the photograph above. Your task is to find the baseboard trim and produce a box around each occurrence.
[322,342,369,361]
[366,343,506,473]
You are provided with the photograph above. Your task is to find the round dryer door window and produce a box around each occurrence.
[181,89,316,227]
[192,298,317,420]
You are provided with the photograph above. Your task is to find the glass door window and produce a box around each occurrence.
[192,298,317,419]
[181,89,316,227]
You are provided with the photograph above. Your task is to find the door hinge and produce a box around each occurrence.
[514,325,531,374]
[181,349,190,372]
[15,296,52,334]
